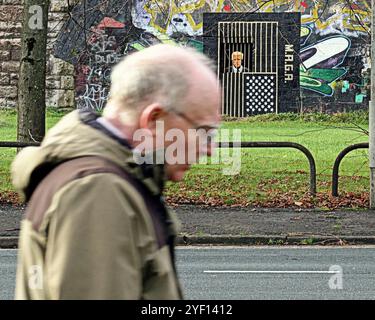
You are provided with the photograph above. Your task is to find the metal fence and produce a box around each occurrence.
[1,140,318,195]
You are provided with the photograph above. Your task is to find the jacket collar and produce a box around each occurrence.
[79,109,167,195]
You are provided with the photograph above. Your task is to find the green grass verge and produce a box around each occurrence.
[165,119,369,207]
[0,109,70,195]
[0,109,370,208]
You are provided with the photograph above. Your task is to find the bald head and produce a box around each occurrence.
[105,44,217,124]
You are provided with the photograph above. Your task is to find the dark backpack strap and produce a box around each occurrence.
[26,156,170,251]
[26,155,180,296]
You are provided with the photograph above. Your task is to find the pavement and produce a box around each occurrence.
[1,203,375,248]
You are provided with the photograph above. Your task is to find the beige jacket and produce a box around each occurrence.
[12,110,182,300]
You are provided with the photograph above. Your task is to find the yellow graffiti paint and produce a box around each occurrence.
[301,26,310,37]
[139,0,370,35]
[185,14,203,31]
[230,0,254,12]
[157,33,178,46]
[142,0,225,34]
[253,0,300,13]
[342,7,370,32]
[215,0,225,12]
[301,0,370,33]
[255,0,278,13]
[300,76,323,88]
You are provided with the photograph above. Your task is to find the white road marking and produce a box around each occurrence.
[204,270,339,274]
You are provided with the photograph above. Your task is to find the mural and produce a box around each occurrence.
[54,0,371,112]
[300,0,370,35]
[132,0,226,36]
[300,29,350,96]
[131,0,370,36]
[203,13,301,115]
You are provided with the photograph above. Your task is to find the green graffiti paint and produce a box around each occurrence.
[300,75,333,96]
[186,39,204,52]
[130,42,146,51]
[300,67,347,96]
[307,68,347,83]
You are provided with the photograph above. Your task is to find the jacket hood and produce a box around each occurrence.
[12,110,166,201]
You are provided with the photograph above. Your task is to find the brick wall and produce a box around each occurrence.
[0,0,75,109]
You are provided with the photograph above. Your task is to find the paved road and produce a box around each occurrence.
[1,247,375,300]
[0,249,16,300]
[176,246,375,299]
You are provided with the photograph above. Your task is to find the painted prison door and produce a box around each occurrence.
[219,21,278,117]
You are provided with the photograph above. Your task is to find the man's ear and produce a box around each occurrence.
[139,103,164,134]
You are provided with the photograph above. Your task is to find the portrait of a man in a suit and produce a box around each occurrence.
[227,51,249,73]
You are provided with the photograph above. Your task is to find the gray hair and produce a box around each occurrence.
[231,51,243,59]
[105,44,214,122]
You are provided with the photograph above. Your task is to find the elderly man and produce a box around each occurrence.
[12,44,221,299]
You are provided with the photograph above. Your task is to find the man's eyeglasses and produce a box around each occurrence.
[171,110,219,132]
[170,110,219,145]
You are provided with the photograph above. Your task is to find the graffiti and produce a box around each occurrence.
[81,84,108,111]
[301,0,370,35]
[130,0,371,37]
[300,35,350,96]
[74,18,203,110]
[53,0,370,111]
[75,23,124,110]
[254,0,299,12]
[300,67,348,96]
[132,0,226,36]
[124,31,203,56]
[236,0,372,36]
[300,25,312,46]
[301,37,350,70]
[296,1,370,98]
[252,0,371,35]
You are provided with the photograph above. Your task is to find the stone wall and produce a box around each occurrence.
[0,0,75,109]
